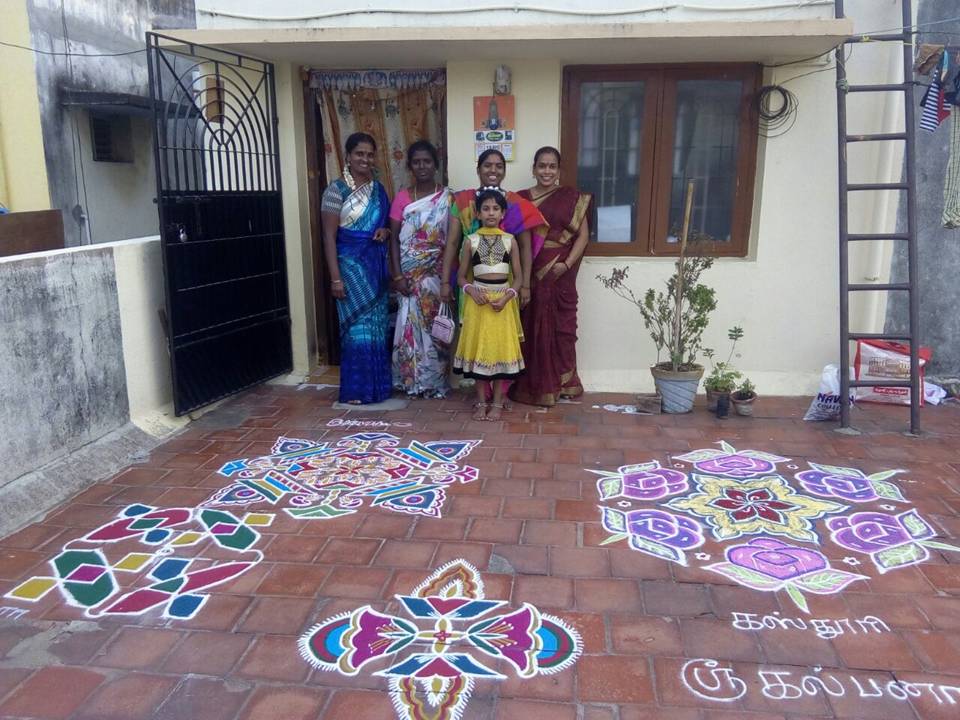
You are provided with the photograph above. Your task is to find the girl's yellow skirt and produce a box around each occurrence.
[453,280,525,379]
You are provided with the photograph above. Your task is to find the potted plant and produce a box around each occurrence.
[597,244,717,414]
[597,181,719,413]
[732,378,757,416]
[703,326,744,411]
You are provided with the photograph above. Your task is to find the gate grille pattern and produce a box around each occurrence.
[147,34,292,415]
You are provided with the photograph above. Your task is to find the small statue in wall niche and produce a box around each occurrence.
[494,64,511,95]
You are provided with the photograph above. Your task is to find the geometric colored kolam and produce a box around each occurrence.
[4,503,265,621]
[208,433,482,522]
[593,441,960,614]
[666,474,845,543]
[300,559,581,720]
[4,433,483,625]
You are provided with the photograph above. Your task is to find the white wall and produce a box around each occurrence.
[112,236,184,435]
[197,0,835,28]
[275,61,318,381]
[447,60,562,191]
[76,111,160,244]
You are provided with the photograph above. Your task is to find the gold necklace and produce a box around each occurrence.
[529,185,559,202]
[413,183,439,202]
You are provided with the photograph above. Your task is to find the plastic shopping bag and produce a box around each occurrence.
[854,340,932,406]
[804,364,855,421]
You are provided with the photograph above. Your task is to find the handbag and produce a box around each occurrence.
[431,302,455,344]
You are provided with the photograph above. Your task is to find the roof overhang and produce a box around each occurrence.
[60,89,154,115]
[159,19,853,67]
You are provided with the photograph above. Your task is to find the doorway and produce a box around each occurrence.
[303,68,448,367]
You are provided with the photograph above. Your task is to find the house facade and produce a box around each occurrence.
[166,0,909,396]
[0,0,196,246]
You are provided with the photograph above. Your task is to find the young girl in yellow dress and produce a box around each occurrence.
[453,187,525,421]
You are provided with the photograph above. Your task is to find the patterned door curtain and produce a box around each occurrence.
[310,69,447,198]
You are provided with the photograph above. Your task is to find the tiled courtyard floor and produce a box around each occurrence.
[0,374,958,719]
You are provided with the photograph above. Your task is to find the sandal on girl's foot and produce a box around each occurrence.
[486,402,504,421]
[472,402,489,421]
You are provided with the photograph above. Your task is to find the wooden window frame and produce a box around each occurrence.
[560,63,761,258]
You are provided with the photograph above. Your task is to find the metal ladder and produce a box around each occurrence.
[835,0,921,433]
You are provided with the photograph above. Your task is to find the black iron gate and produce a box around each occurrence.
[147,33,292,416]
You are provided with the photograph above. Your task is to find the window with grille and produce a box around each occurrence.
[89,113,133,163]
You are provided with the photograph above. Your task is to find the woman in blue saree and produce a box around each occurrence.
[321,132,393,404]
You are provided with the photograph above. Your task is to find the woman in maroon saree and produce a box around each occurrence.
[510,146,593,407]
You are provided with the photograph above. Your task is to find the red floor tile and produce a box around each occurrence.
[238,685,329,720]
[72,672,177,720]
[234,635,310,682]
[0,667,105,719]
[160,630,252,676]
[154,676,251,720]
[1,387,959,719]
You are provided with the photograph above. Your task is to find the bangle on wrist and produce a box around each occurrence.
[332,279,343,285]
[393,275,403,282]
[463,283,473,292]
[506,288,518,298]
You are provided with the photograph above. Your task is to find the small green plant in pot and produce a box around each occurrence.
[703,326,744,411]
[732,377,757,416]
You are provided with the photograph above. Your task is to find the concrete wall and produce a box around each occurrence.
[0,0,51,212]
[0,245,128,488]
[887,0,960,376]
[0,236,180,488]
[26,0,196,246]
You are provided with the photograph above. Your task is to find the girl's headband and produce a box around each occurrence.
[475,185,504,197]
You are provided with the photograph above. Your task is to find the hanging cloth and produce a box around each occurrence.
[920,53,951,132]
[914,44,945,76]
[943,114,960,229]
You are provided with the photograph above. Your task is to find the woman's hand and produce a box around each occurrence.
[550,260,569,278]
[466,285,487,305]
[373,227,391,243]
[393,276,411,296]
[519,287,531,308]
[489,295,508,313]
[440,282,452,303]
[331,279,346,299]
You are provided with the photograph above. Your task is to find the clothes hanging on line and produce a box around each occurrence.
[943,114,960,229]
[920,76,951,132]
[944,61,960,107]
[915,44,945,76]
[921,51,952,132]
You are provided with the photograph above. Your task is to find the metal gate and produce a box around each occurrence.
[147,33,292,416]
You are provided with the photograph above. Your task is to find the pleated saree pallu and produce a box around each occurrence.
[510,186,593,407]
[322,178,392,404]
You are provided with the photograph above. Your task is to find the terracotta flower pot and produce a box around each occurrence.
[732,393,757,416]
[650,364,704,414]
